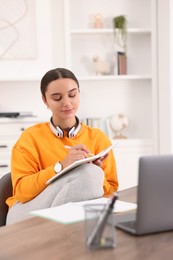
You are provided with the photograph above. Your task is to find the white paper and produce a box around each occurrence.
[31,203,85,224]
[74,198,137,213]
[30,199,137,224]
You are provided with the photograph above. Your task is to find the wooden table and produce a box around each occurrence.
[0,187,173,260]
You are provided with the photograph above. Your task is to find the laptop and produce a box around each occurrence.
[116,154,173,235]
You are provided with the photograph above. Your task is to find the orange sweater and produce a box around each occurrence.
[6,122,118,207]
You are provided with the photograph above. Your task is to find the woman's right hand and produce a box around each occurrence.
[60,144,91,169]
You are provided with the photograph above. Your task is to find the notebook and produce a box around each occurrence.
[116,154,173,235]
[47,143,118,185]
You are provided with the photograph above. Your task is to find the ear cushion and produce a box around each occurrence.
[68,119,81,138]
[55,125,64,137]
[50,116,81,138]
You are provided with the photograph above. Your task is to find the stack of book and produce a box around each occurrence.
[81,118,101,128]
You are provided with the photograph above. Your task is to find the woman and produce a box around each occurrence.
[6,68,118,224]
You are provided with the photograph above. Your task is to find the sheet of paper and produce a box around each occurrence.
[31,203,85,224]
[30,199,137,224]
[74,198,137,213]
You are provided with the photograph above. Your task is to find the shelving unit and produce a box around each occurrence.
[0,117,44,178]
[64,0,158,189]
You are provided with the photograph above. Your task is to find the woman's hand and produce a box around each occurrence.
[92,153,109,168]
[60,144,91,169]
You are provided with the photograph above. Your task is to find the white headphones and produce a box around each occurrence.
[50,116,81,138]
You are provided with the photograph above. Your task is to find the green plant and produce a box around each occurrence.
[113,15,127,53]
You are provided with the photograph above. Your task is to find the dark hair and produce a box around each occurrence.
[40,68,80,98]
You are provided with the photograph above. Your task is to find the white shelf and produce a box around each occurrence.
[78,75,151,81]
[0,117,45,124]
[0,77,40,82]
[71,28,151,35]
[111,138,153,147]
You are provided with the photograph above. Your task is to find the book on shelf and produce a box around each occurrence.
[118,52,127,75]
[114,52,127,75]
[46,143,118,185]
[82,117,101,128]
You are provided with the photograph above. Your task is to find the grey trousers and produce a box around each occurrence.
[6,163,104,225]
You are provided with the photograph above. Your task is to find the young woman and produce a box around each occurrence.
[6,68,118,224]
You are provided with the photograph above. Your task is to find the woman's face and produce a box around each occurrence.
[42,78,80,125]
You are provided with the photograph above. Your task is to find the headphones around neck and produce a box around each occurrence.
[50,116,81,138]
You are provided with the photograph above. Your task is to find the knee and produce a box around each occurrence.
[78,164,104,197]
[82,163,104,182]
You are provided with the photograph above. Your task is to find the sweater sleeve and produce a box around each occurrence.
[89,129,119,196]
[10,134,56,204]
[102,148,119,195]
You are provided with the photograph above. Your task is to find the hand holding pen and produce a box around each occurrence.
[65,145,95,157]
[65,145,108,168]
[60,144,94,170]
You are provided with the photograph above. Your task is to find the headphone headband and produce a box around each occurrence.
[50,117,81,138]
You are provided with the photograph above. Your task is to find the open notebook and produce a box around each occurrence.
[46,143,118,185]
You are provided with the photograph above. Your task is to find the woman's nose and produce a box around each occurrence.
[62,97,71,106]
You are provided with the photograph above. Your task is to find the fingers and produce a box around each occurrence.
[61,146,88,168]
[92,158,103,168]
[73,144,90,154]
[93,153,108,168]
[68,144,91,159]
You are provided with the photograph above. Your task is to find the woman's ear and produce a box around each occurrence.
[42,95,48,106]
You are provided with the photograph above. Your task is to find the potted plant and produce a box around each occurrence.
[113,15,127,53]
[112,15,127,75]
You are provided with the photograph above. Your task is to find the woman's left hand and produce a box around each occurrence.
[92,153,108,168]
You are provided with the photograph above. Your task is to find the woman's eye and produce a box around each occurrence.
[69,94,76,98]
[53,97,61,101]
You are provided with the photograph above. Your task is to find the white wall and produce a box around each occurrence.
[170,0,173,153]
[0,0,65,120]
[157,0,172,153]
[51,0,66,67]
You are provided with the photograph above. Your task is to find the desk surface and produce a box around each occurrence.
[0,187,173,260]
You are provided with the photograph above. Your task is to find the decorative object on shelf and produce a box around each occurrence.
[93,55,111,75]
[93,13,103,28]
[114,51,127,75]
[0,111,34,118]
[82,117,101,129]
[109,113,129,139]
[113,15,127,53]
[117,52,127,75]
[0,112,20,118]
[113,15,127,75]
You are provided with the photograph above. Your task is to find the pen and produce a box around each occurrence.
[64,145,95,157]
[87,193,118,247]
